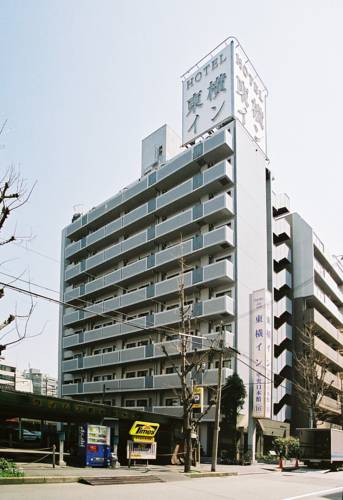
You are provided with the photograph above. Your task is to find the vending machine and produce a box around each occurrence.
[79,424,111,467]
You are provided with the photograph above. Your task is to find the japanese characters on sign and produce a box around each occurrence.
[251,289,272,418]
[233,44,267,154]
[182,39,267,154]
[182,44,233,146]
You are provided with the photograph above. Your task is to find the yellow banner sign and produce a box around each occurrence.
[129,421,160,439]
[192,386,204,411]
[132,435,155,443]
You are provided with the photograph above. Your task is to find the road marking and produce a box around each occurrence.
[283,487,343,499]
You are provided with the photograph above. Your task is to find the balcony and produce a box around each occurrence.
[65,259,234,318]
[274,349,292,374]
[274,297,292,318]
[64,225,234,295]
[274,269,292,291]
[61,367,233,396]
[314,259,343,306]
[274,243,292,265]
[62,295,235,344]
[319,395,341,415]
[274,404,292,422]
[65,128,234,240]
[273,218,291,242]
[62,331,232,373]
[272,192,290,216]
[314,336,343,371]
[313,285,343,327]
[320,367,342,392]
[151,405,217,421]
[64,193,234,283]
[313,232,343,286]
[305,308,343,348]
[275,323,292,346]
[65,160,234,260]
[274,379,292,403]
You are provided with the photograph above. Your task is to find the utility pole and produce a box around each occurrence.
[179,254,192,473]
[211,322,224,472]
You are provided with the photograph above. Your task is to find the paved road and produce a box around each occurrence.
[2,470,343,500]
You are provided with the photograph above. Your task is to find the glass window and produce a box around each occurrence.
[125,400,135,407]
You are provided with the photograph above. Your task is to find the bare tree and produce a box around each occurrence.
[161,255,222,472]
[0,164,37,355]
[293,322,335,428]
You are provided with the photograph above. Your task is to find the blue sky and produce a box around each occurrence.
[1,0,342,376]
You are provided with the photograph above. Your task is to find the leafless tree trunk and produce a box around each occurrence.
[293,322,334,428]
[0,163,37,355]
[161,254,219,472]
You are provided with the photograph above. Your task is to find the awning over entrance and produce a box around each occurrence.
[257,418,290,438]
[0,387,180,425]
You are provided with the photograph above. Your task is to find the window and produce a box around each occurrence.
[138,312,149,318]
[137,370,148,377]
[165,398,179,407]
[138,340,149,346]
[216,255,232,263]
[93,349,101,355]
[125,400,135,407]
[103,400,112,406]
[125,372,136,379]
[93,376,101,382]
[102,375,112,381]
[94,324,102,330]
[166,366,176,374]
[166,304,178,310]
[215,290,232,298]
[102,347,112,353]
[215,323,232,333]
[126,342,136,349]
[137,399,148,407]
[103,321,113,327]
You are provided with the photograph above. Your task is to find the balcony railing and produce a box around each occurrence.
[305,308,343,348]
[65,256,233,313]
[314,259,343,306]
[65,226,234,299]
[314,336,343,370]
[314,285,343,327]
[65,160,234,260]
[61,367,233,396]
[62,331,232,373]
[62,295,235,346]
[64,193,234,283]
[65,128,234,240]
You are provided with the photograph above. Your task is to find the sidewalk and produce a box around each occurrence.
[0,462,277,485]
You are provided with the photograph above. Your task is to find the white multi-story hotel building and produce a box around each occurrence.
[58,37,343,456]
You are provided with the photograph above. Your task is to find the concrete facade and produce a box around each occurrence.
[59,119,282,454]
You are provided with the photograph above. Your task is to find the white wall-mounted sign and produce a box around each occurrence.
[250,289,273,418]
[182,43,233,147]
[233,44,267,154]
[182,38,267,153]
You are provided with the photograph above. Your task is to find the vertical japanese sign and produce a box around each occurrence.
[182,43,234,145]
[233,44,267,154]
[250,289,272,418]
[181,38,267,154]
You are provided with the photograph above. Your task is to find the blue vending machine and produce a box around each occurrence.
[79,424,111,467]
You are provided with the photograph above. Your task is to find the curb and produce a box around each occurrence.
[0,476,78,485]
[186,472,238,478]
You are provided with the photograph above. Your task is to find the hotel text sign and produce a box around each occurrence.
[251,289,272,418]
[182,40,267,153]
